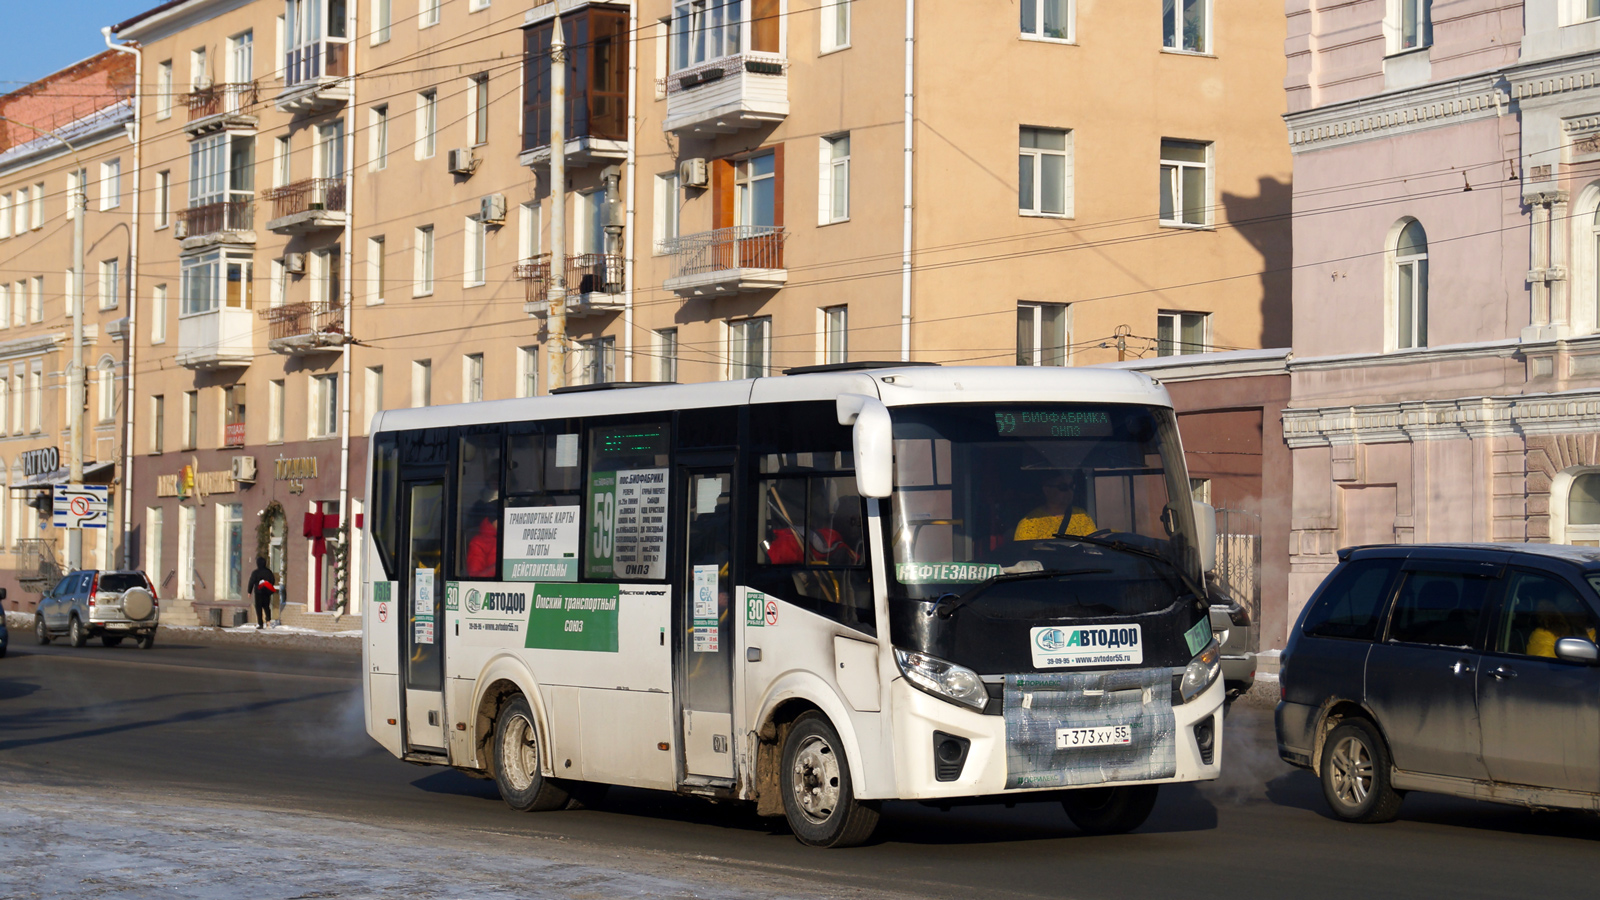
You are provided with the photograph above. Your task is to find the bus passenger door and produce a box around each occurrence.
[681,469,736,781]
[401,478,449,753]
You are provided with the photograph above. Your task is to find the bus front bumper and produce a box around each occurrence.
[886,676,1224,801]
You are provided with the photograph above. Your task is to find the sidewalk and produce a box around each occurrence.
[4,610,359,651]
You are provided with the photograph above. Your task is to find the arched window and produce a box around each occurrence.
[1569,471,1600,547]
[1394,219,1428,349]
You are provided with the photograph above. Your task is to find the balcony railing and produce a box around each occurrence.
[516,253,625,311]
[264,302,345,343]
[224,422,246,448]
[663,226,786,279]
[262,178,347,220]
[284,40,350,89]
[186,82,258,121]
[178,198,254,236]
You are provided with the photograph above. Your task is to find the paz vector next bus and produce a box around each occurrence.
[361,364,1227,847]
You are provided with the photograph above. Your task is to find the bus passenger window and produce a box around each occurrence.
[455,430,503,580]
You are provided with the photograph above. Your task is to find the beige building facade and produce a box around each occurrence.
[0,51,136,611]
[79,0,1292,625]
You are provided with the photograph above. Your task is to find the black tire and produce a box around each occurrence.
[1319,719,1403,824]
[136,633,155,650]
[35,615,50,645]
[779,712,880,848]
[1061,785,1160,835]
[101,635,123,648]
[68,617,87,648]
[491,694,570,812]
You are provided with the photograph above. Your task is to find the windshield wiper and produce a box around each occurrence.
[1050,531,1208,602]
[929,567,1111,619]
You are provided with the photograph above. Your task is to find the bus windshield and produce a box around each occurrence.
[887,403,1202,616]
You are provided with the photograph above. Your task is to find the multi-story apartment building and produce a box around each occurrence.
[0,51,136,610]
[1283,2,1600,627]
[91,0,1293,626]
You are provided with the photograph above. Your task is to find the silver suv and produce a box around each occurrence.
[35,570,159,649]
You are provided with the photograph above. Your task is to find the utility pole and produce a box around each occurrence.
[67,172,86,569]
[546,9,569,391]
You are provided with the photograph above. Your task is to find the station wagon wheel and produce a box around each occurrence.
[490,694,569,813]
[1319,719,1402,824]
[68,617,86,648]
[35,615,50,645]
[779,712,880,848]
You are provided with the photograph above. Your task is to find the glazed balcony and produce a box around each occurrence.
[520,5,630,168]
[661,226,786,296]
[518,253,626,317]
[184,82,259,135]
[663,53,788,135]
[263,301,345,355]
[176,307,254,369]
[263,178,347,234]
[277,39,351,114]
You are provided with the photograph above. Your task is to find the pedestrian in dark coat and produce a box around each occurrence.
[248,557,277,629]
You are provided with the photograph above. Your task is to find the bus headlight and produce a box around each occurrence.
[895,648,988,711]
[1179,640,1222,703]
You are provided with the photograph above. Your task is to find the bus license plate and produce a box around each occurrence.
[1055,725,1131,749]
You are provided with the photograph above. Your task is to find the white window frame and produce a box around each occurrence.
[100,160,121,209]
[152,283,168,343]
[216,502,245,600]
[820,134,850,224]
[30,183,42,229]
[13,187,26,234]
[519,201,541,262]
[150,394,165,452]
[98,258,120,310]
[371,0,392,44]
[728,317,770,379]
[655,328,678,382]
[468,73,490,147]
[1159,138,1212,227]
[821,0,851,52]
[157,60,174,120]
[463,217,486,287]
[1162,0,1211,54]
[577,336,616,385]
[820,305,848,364]
[177,504,196,600]
[1156,310,1210,357]
[421,0,441,27]
[145,507,164,584]
[0,285,8,330]
[156,170,171,228]
[268,379,285,443]
[463,353,485,403]
[311,373,339,438]
[671,0,748,71]
[190,47,208,90]
[30,276,41,323]
[517,346,539,397]
[0,194,9,238]
[97,359,116,423]
[412,359,432,407]
[1389,218,1429,351]
[1020,0,1073,42]
[369,105,388,170]
[367,235,386,304]
[364,365,384,432]
[414,225,435,296]
[469,0,491,11]
[417,90,438,160]
[1019,127,1073,218]
[181,388,196,448]
[1017,302,1069,366]
[653,174,679,253]
[1387,0,1431,53]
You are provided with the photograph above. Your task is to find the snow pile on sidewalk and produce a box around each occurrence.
[0,784,867,900]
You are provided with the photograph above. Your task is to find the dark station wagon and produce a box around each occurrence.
[1277,543,1600,823]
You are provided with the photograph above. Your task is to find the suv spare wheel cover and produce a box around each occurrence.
[122,587,154,621]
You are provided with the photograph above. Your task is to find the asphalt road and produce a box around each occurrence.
[3,634,1598,900]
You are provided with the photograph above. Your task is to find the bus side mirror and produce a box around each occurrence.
[1193,501,1217,573]
[838,393,893,499]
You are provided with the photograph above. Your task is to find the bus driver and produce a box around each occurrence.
[1014,472,1096,541]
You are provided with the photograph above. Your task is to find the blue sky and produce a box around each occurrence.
[0,2,158,87]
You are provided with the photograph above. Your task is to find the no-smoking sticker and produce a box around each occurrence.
[764,599,778,626]
[377,603,389,623]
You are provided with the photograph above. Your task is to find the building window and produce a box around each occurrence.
[1565,471,1600,545]
[672,0,745,70]
[364,366,384,432]
[655,328,678,382]
[188,133,255,230]
[1393,219,1428,350]
[12,372,23,435]
[157,60,174,119]
[469,74,490,146]
[464,218,486,287]
[219,503,244,600]
[372,0,392,43]
[576,189,606,255]
[1019,127,1072,217]
[317,119,345,181]
[30,183,42,229]
[97,360,116,423]
[152,284,168,343]
[1394,0,1431,51]
[653,174,678,252]
[415,225,434,295]
[578,337,616,385]
[412,359,432,407]
[1163,0,1209,53]
[1589,0,1600,21]
[0,285,8,329]
[822,306,848,364]
[13,188,26,234]
[1021,0,1070,40]
[1159,138,1210,227]
[0,194,9,238]
[311,373,339,437]
[30,276,41,323]
[421,0,440,27]
[368,235,386,303]
[269,379,285,442]
[1157,310,1209,356]
[370,105,388,170]
[729,317,770,379]
[736,152,777,227]
[822,134,850,223]
[145,507,163,584]
[517,346,538,397]
[181,250,253,315]
[310,246,341,306]
[463,353,485,402]
[150,395,165,453]
[183,389,198,449]
[100,160,121,209]
[417,90,438,160]
[1017,302,1067,366]
[224,384,246,446]
[519,201,541,262]
[99,259,120,310]
[822,0,851,51]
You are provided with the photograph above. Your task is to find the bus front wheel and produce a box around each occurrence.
[1061,784,1159,835]
[779,712,880,848]
[491,694,570,812]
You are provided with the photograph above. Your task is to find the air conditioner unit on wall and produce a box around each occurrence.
[679,158,709,189]
[478,193,506,224]
[231,455,257,483]
[448,148,478,176]
[284,253,306,274]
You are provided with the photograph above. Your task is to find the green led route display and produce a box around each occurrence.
[993,410,1114,438]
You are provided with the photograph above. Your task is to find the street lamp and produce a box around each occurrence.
[0,114,89,568]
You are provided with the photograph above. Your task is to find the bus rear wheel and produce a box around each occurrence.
[779,712,880,848]
[491,694,570,812]
[1061,784,1159,835]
